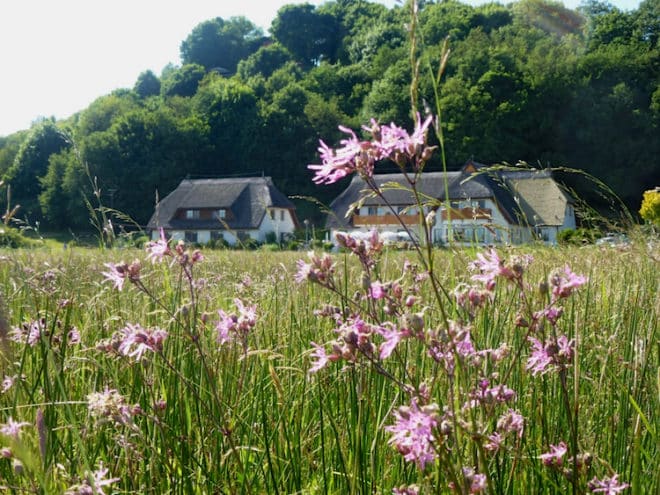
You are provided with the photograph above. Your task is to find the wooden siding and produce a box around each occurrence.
[352,214,419,226]
[441,207,491,220]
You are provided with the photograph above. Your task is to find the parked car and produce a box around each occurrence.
[596,233,630,246]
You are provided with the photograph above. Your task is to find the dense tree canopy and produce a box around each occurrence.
[1,0,658,231]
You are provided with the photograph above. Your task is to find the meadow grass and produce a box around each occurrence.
[0,242,657,494]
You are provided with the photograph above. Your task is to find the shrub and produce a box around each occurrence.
[639,188,660,226]
[0,226,33,248]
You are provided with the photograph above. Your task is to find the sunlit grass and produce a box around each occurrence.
[0,243,657,493]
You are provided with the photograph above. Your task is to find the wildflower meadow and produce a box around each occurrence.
[0,110,658,494]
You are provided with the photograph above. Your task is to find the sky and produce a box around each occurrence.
[0,0,643,137]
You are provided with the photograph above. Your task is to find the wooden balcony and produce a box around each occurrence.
[352,213,419,226]
[441,207,491,220]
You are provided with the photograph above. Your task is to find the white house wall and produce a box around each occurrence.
[258,208,297,242]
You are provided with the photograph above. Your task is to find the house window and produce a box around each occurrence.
[280,210,285,221]
[184,231,198,243]
[211,231,224,241]
[368,206,378,216]
[216,209,226,219]
[186,209,200,220]
[269,209,276,220]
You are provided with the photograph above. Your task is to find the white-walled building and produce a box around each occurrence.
[326,161,576,246]
[147,177,298,245]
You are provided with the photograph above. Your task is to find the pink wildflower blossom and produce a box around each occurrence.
[497,409,525,437]
[386,399,440,470]
[369,281,386,299]
[540,441,567,467]
[308,342,338,373]
[87,388,138,426]
[550,265,588,300]
[0,417,31,439]
[215,299,258,346]
[469,249,505,290]
[1,375,17,394]
[392,485,420,495]
[101,260,140,290]
[484,432,504,452]
[117,323,167,361]
[588,474,630,494]
[308,115,435,184]
[145,228,172,263]
[377,324,412,360]
[65,462,120,495]
[294,251,335,285]
[308,126,372,184]
[527,335,574,375]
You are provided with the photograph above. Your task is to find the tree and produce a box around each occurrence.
[160,64,206,98]
[237,43,293,80]
[134,70,161,99]
[180,17,265,73]
[3,120,70,221]
[75,92,138,137]
[39,151,72,229]
[271,4,340,68]
[193,76,259,175]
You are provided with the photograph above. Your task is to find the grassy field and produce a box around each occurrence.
[0,241,657,494]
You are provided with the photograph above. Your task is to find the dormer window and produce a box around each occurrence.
[186,209,200,220]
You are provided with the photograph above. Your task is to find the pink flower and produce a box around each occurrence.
[101,261,140,291]
[27,319,46,346]
[484,432,504,452]
[117,323,167,361]
[588,474,630,494]
[215,309,235,345]
[65,462,120,495]
[145,228,171,263]
[214,299,258,346]
[1,375,17,394]
[386,399,440,470]
[369,281,386,299]
[550,265,587,300]
[539,441,567,467]
[469,249,504,290]
[294,251,335,285]
[0,417,31,439]
[526,337,553,375]
[308,127,372,184]
[308,342,337,373]
[392,486,419,495]
[377,324,411,360]
[497,409,525,437]
[527,335,574,375]
[101,262,127,290]
[87,388,136,426]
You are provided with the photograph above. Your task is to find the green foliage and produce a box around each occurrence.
[3,120,70,221]
[557,227,600,245]
[160,63,206,98]
[236,42,293,80]
[271,4,340,68]
[0,225,32,247]
[2,0,657,233]
[133,70,161,99]
[0,247,656,491]
[180,16,264,73]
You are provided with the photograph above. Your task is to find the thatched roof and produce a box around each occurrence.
[147,177,295,230]
[326,161,572,229]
